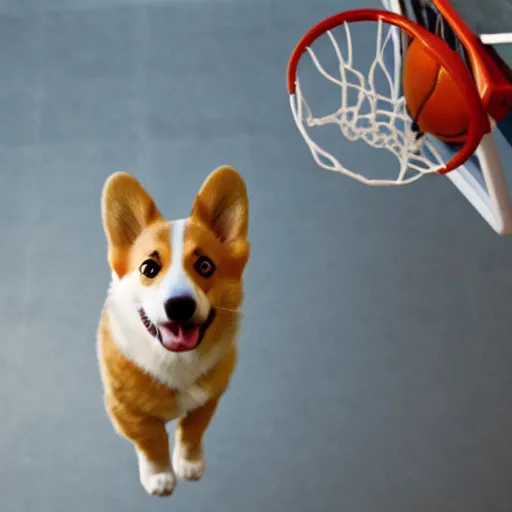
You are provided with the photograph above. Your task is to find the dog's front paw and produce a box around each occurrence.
[137,450,176,497]
[141,471,176,497]
[173,446,205,481]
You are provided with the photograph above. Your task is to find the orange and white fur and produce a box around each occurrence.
[97,167,250,497]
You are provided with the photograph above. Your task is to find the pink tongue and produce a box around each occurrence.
[159,323,200,352]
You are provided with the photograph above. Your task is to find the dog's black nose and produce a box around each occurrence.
[164,296,197,323]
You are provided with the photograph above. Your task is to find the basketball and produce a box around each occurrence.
[402,39,469,144]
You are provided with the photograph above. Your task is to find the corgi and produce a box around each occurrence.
[96,166,250,497]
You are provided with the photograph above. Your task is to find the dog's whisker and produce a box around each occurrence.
[214,307,243,316]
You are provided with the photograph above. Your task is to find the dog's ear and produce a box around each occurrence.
[191,166,249,244]
[101,172,163,276]
[191,166,250,275]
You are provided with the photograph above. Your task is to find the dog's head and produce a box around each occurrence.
[101,166,250,353]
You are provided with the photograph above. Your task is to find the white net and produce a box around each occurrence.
[290,19,447,186]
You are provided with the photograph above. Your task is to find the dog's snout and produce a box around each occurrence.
[164,296,196,323]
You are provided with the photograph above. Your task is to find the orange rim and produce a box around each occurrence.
[286,8,491,175]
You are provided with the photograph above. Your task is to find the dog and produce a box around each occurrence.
[96,166,250,497]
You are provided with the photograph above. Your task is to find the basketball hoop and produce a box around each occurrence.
[287,9,491,186]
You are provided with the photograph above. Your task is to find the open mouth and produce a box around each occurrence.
[139,308,215,353]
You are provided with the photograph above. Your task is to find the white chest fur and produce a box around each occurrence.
[174,385,211,416]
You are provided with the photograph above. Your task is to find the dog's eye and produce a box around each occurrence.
[194,256,216,278]
[139,259,161,279]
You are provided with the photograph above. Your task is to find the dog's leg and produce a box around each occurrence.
[173,347,237,481]
[134,421,175,498]
[107,399,176,497]
[173,396,220,481]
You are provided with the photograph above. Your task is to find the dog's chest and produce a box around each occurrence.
[144,354,215,417]
[173,384,211,416]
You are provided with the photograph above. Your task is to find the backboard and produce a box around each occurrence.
[381,0,512,234]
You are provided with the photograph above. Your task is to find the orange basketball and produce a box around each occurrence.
[402,39,469,144]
